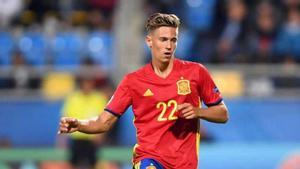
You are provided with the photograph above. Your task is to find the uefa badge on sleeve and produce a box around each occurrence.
[177,78,191,95]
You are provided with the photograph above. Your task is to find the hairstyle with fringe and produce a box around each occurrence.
[145,13,181,33]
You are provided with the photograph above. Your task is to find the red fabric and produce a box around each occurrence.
[106,59,222,169]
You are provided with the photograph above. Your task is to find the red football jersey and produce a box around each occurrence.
[105,59,222,169]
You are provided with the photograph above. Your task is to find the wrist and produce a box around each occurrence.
[77,119,89,132]
[196,108,204,119]
[77,120,83,132]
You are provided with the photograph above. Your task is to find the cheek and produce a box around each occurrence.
[153,42,163,51]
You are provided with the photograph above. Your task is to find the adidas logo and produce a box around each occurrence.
[143,89,154,96]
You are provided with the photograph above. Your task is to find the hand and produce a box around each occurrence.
[58,117,80,134]
[177,103,200,119]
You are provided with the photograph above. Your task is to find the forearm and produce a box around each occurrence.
[78,111,118,134]
[78,119,108,134]
[197,104,229,123]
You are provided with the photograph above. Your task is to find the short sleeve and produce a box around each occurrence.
[105,75,132,116]
[197,64,223,107]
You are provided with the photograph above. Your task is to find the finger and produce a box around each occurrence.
[177,103,190,111]
[180,107,194,114]
[184,114,197,119]
[60,120,67,124]
[62,117,73,123]
[60,127,68,132]
[64,123,69,128]
[61,117,67,123]
[181,111,194,118]
[183,113,196,120]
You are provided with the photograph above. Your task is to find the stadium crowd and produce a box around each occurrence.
[0,0,300,91]
[1,0,300,66]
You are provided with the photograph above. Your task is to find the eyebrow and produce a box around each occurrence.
[158,36,177,40]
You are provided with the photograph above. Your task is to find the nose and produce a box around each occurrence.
[166,41,172,50]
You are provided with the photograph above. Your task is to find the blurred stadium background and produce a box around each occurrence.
[0,0,300,168]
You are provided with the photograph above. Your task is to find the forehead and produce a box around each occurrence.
[151,26,178,37]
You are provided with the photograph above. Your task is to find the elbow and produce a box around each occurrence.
[97,117,115,133]
[221,114,229,123]
[94,112,118,133]
[99,126,110,133]
[102,123,114,133]
[221,108,229,123]
[97,121,113,133]
[216,104,229,123]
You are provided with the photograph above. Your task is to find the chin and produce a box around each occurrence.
[161,58,171,63]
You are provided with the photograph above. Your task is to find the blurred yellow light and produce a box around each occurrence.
[212,71,244,98]
[42,72,75,100]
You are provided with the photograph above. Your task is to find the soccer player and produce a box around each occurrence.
[59,13,229,169]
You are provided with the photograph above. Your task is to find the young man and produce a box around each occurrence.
[59,13,229,169]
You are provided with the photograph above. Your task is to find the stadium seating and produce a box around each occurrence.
[18,31,47,65]
[86,31,113,70]
[182,0,216,31]
[0,31,14,65]
[51,32,84,66]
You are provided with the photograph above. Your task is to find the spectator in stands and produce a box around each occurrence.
[275,5,300,63]
[87,9,106,31]
[26,0,58,22]
[182,0,218,62]
[88,0,117,17]
[212,0,249,63]
[9,52,41,90]
[79,57,114,98]
[61,74,108,169]
[284,0,300,10]
[245,1,280,63]
[9,52,30,90]
[0,0,23,27]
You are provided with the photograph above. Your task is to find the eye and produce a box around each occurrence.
[171,38,177,43]
[159,37,168,42]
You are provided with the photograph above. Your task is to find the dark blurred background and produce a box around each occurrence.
[0,0,300,169]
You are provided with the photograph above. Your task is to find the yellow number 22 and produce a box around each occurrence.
[156,100,178,121]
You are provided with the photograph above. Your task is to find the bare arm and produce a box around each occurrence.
[178,101,229,123]
[58,111,118,134]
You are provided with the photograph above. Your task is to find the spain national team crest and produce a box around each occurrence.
[177,78,191,95]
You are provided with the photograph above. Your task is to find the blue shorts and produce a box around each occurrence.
[133,158,164,169]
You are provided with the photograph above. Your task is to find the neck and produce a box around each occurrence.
[151,58,175,78]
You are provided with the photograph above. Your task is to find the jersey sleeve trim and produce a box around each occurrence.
[104,108,121,117]
[205,98,223,107]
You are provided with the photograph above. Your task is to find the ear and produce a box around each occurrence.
[145,35,152,48]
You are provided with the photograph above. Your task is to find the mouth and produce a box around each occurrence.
[164,52,172,57]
